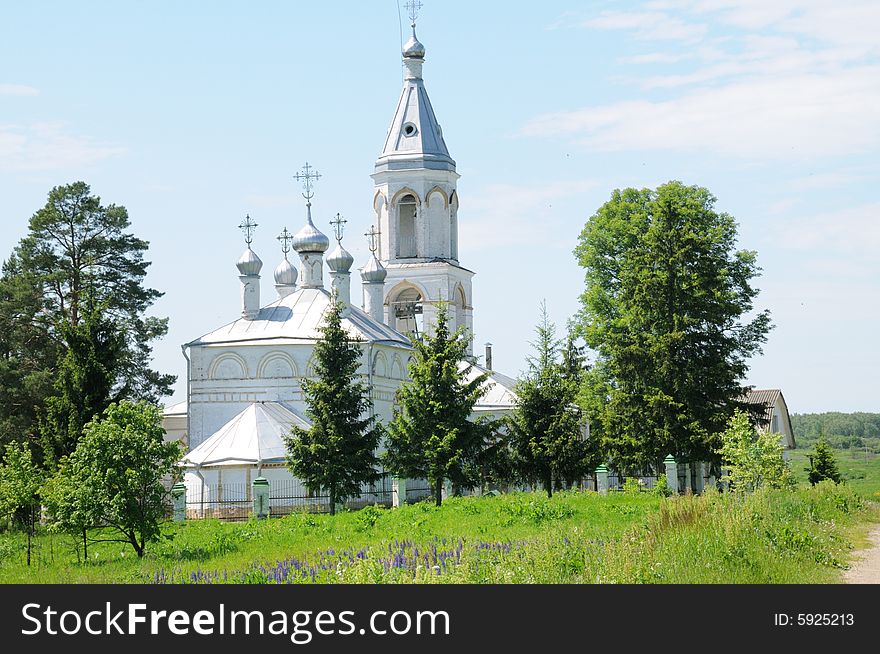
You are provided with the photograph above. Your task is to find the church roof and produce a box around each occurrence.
[187,286,411,348]
[374,35,455,173]
[181,401,309,468]
[463,362,519,411]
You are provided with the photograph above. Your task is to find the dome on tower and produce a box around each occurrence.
[236,247,263,276]
[360,253,387,283]
[403,26,425,59]
[327,243,354,273]
[274,257,298,285]
[292,217,330,253]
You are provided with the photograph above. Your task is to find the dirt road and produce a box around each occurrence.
[844,524,880,583]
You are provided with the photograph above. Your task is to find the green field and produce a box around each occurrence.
[788,446,880,500]
[1,478,877,584]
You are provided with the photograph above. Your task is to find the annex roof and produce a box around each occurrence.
[181,401,310,468]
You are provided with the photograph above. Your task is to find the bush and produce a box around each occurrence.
[718,410,792,492]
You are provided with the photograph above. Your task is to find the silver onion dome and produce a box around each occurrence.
[327,243,354,273]
[360,253,387,283]
[236,247,263,276]
[292,214,330,253]
[274,257,298,285]
[403,26,425,59]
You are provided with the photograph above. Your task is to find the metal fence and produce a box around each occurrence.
[185,473,419,521]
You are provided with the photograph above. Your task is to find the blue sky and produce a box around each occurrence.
[1,1,877,413]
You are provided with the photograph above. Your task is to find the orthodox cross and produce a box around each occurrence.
[330,213,347,243]
[404,0,423,24]
[239,214,258,246]
[293,162,321,201]
[277,227,293,257]
[365,225,380,254]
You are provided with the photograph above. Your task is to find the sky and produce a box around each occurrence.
[1,0,877,413]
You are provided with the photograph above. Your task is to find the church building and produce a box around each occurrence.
[165,16,517,511]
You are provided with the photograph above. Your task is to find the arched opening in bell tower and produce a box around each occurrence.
[391,286,424,338]
[396,194,418,258]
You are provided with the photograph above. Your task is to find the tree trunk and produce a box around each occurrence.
[545,473,553,499]
[434,480,443,507]
[26,505,33,567]
[82,528,88,561]
[329,486,336,516]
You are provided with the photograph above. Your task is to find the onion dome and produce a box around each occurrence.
[292,209,330,253]
[360,253,387,283]
[403,25,425,59]
[273,257,298,285]
[236,247,263,276]
[327,243,354,273]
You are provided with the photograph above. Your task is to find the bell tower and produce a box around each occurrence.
[371,8,473,352]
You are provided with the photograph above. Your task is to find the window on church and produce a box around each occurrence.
[397,195,417,258]
[450,209,458,260]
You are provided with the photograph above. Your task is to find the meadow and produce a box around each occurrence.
[1,476,877,584]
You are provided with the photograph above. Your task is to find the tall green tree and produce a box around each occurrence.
[46,401,181,557]
[807,436,842,485]
[508,304,589,497]
[285,299,383,515]
[0,182,174,453]
[384,303,494,506]
[39,302,125,466]
[575,182,771,472]
[718,410,791,492]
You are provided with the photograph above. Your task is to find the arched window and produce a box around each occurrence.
[392,287,424,337]
[450,207,458,260]
[397,194,417,258]
[454,285,467,332]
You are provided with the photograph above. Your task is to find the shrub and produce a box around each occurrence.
[718,410,792,492]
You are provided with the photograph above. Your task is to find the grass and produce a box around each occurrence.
[1,481,876,584]
[787,447,880,500]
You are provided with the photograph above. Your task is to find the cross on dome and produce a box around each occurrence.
[330,213,347,243]
[238,214,258,246]
[405,0,423,24]
[365,225,380,254]
[293,162,322,202]
[277,227,293,257]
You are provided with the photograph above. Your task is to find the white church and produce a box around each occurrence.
[163,18,518,513]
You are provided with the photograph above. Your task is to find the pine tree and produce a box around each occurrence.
[384,303,494,506]
[508,304,588,497]
[285,299,383,515]
[807,435,842,485]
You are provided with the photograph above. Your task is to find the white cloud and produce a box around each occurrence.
[0,122,125,172]
[0,84,39,96]
[774,203,880,256]
[532,1,880,160]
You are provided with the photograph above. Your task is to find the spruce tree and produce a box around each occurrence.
[508,303,588,497]
[285,299,382,515]
[384,303,493,506]
[807,436,842,485]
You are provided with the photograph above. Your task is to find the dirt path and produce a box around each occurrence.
[844,524,880,583]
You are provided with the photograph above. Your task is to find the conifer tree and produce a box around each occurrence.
[384,303,494,506]
[285,299,382,515]
[807,435,842,485]
[508,304,588,497]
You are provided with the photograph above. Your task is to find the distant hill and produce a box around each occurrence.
[791,412,880,451]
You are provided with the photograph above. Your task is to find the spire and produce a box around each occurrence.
[375,2,455,174]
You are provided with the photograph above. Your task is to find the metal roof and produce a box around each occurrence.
[187,286,411,348]
[181,401,310,468]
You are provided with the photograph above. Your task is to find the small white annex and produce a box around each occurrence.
[163,19,518,510]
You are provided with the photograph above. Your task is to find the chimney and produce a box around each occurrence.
[485,342,493,371]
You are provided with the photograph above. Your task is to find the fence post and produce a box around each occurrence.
[252,476,270,519]
[392,478,407,508]
[171,482,187,522]
[595,465,609,495]
[663,455,679,495]
[694,461,706,494]
[683,462,693,493]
